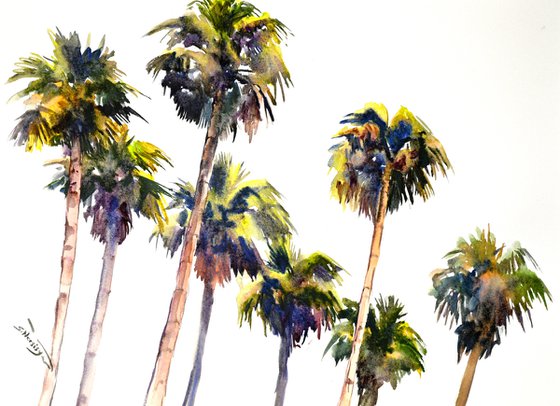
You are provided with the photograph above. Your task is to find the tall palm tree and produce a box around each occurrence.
[8,29,141,405]
[152,153,292,406]
[431,227,551,406]
[62,125,169,405]
[238,240,343,406]
[328,103,451,405]
[144,2,291,402]
[325,296,426,406]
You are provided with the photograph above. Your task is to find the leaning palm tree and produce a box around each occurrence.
[238,240,343,406]
[144,1,291,402]
[8,29,141,405]
[325,296,426,406]
[431,227,551,406]
[328,103,451,405]
[152,153,292,406]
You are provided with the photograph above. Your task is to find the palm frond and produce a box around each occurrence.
[326,295,426,395]
[9,30,141,154]
[239,241,343,350]
[147,0,290,139]
[432,227,551,361]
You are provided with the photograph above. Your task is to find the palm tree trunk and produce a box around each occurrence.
[274,335,290,406]
[456,343,483,406]
[182,281,215,406]
[145,92,224,406]
[358,381,382,406]
[39,138,82,406]
[338,168,391,406]
[76,216,119,405]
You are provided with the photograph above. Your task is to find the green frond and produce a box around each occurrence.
[294,252,344,285]
[505,267,552,329]
[192,0,259,36]
[135,173,170,231]
[323,319,354,364]
[146,13,217,48]
[128,138,173,174]
[237,275,265,326]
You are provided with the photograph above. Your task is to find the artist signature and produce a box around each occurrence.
[13,319,53,370]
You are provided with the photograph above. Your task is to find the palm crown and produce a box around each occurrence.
[328,103,451,218]
[238,240,343,349]
[48,125,170,241]
[154,153,292,286]
[146,0,291,139]
[326,296,426,405]
[431,227,551,361]
[9,29,140,153]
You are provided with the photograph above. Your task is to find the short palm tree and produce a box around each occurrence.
[431,227,551,406]
[47,125,170,405]
[238,240,343,406]
[325,296,426,406]
[8,29,141,405]
[328,103,451,405]
[145,2,291,402]
[152,153,292,406]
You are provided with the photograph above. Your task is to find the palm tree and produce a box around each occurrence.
[431,227,551,406]
[75,126,169,405]
[325,296,426,406]
[238,240,343,406]
[151,153,292,406]
[8,29,141,405]
[144,1,291,402]
[328,103,451,405]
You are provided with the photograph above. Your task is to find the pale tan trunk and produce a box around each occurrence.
[338,168,391,406]
[456,343,483,406]
[76,228,118,406]
[39,138,82,406]
[144,93,224,406]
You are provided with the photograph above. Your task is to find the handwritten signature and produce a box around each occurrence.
[13,319,53,370]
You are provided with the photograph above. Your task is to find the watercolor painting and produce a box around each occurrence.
[1,1,559,405]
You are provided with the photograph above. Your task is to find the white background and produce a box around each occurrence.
[1,1,559,405]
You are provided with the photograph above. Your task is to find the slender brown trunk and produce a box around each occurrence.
[144,93,224,406]
[456,343,483,406]
[76,219,118,406]
[338,168,391,406]
[39,138,82,406]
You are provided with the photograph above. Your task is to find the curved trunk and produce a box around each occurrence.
[456,343,483,406]
[274,335,291,406]
[182,281,215,406]
[39,138,82,406]
[338,168,391,406]
[145,92,224,406]
[76,214,119,405]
